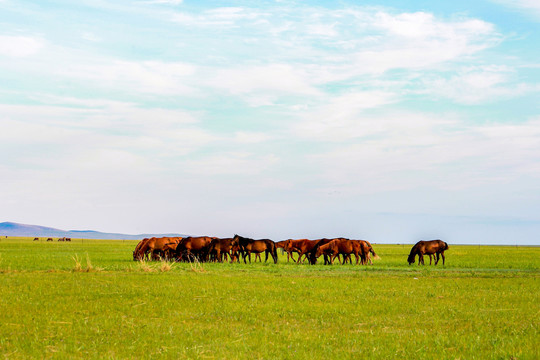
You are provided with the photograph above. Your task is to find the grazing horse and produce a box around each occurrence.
[33,237,39,241]
[408,240,449,265]
[65,238,71,242]
[58,237,65,242]
[207,238,234,262]
[46,238,53,242]
[286,239,322,264]
[135,237,181,261]
[133,238,152,261]
[231,235,278,264]
[174,236,214,262]
[308,238,339,265]
[315,239,362,265]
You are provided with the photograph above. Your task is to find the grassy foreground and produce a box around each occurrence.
[0,238,538,359]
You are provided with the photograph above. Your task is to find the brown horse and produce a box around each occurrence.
[135,237,181,261]
[133,238,152,260]
[46,238,53,242]
[207,238,234,262]
[277,239,304,262]
[160,238,183,260]
[231,235,277,264]
[308,238,341,264]
[286,239,322,264]
[33,237,39,241]
[408,240,449,265]
[348,240,380,265]
[315,239,362,265]
[174,236,214,262]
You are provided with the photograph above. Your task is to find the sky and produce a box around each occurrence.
[1,0,539,245]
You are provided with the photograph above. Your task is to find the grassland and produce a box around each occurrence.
[0,237,538,359]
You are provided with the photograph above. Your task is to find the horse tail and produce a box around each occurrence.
[444,241,449,250]
[272,241,278,263]
[370,247,380,260]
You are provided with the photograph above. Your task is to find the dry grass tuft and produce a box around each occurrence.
[137,259,156,272]
[188,258,206,273]
[159,260,175,272]
[72,254,103,272]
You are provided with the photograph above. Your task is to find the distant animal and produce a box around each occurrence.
[58,237,65,242]
[65,238,71,242]
[33,237,39,241]
[46,238,53,242]
[231,235,278,264]
[408,240,449,265]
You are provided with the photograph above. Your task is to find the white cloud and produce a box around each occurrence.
[62,60,197,96]
[422,66,540,103]
[0,35,44,57]
[305,113,540,193]
[182,152,279,176]
[233,131,272,144]
[208,63,321,100]
[293,90,398,140]
[171,7,266,27]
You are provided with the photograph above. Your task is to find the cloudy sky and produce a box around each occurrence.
[1,0,539,244]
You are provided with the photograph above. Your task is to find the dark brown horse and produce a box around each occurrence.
[174,236,214,262]
[33,237,39,241]
[231,235,277,264]
[207,238,234,262]
[408,240,449,265]
[308,238,340,264]
[46,238,53,242]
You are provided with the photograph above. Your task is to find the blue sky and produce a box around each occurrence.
[1,0,539,244]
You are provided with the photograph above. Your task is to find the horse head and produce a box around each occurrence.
[407,249,416,265]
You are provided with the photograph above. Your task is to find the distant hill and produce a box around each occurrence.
[0,222,188,240]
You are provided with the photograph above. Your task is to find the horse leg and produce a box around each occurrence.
[419,254,424,265]
[441,252,445,265]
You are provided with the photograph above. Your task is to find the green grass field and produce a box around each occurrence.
[0,237,538,359]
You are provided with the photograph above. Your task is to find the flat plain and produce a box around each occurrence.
[0,237,538,359]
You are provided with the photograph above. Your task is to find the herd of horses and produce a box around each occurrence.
[132,235,449,266]
[33,237,71,242]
